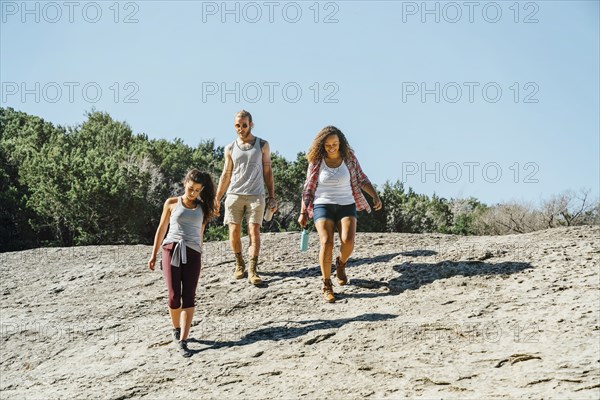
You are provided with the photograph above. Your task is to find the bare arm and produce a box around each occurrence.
[298,165,312,228]
[147,198,175,270]
[215,144,234,211]
[201,220,207,245]
[362,182,382,211]
[262,141,277,212]
[262,141,275,199]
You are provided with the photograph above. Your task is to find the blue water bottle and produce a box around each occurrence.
[300,229,309,252]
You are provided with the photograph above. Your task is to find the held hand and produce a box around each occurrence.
[298,213,308,228]
[214,198,221,215]
[373,196,383,211]
[269,198,278,213]
[148,256,156,271]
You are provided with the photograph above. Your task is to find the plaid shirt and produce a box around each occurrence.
[302,152,372,218]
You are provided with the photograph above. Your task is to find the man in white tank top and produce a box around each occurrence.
[215,110,277,286]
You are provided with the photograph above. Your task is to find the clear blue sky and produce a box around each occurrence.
[2,0,598,205]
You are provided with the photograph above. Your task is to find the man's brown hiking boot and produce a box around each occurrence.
[233,258,245,279]
[248,257,262,286]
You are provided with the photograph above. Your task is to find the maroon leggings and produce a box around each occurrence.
[161,243,201,309]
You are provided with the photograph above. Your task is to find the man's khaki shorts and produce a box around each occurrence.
[224,194,266,225]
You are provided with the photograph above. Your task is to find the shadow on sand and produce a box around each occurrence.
[341,251,532,299]
[263,249,531,300]
[260,252,407,283]
[185,250,531,355]
[186,312,397,354]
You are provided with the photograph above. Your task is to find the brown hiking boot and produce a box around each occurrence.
[335,257,348,286]
[233,259,245,279]
[248,257,262,286]
[322,278,335,303]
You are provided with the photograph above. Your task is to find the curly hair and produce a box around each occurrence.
[185,169,217,219]
[306,126,353,164]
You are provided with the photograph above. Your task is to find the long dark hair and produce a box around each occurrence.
[185,169,216,219]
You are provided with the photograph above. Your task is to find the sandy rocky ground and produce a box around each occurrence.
[1,226,599,399]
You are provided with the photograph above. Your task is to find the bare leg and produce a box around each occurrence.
[168,307,182,329]
[179,307,195,341]
[336,217,357,263]
[247,223,263,285]
[228,223,242,253]
[315,219,336,279]
[247,223,261,258]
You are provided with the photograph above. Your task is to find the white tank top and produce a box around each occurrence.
[314,160,355,205]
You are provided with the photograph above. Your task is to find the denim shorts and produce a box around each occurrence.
[313,203,357,223]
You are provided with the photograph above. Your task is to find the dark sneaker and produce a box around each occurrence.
[172,328,181,342]
[178,340,192,358]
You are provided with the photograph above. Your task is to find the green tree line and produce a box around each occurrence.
[1,108,597,252]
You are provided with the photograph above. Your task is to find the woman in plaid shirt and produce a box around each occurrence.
[298,126,382,303]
